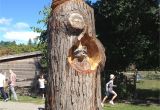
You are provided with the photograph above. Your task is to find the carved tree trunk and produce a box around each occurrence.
[46,0,106,110]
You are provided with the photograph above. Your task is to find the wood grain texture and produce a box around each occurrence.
[46,0,106,110]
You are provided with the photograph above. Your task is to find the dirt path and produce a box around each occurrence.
[0,101,44,110]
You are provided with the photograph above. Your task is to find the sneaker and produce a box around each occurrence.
[109,100,115,105]
[101,103,104,107]
[4,98,9,102]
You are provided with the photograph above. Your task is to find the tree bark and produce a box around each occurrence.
[46,0,106,110]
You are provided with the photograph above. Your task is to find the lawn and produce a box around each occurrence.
[17,95,45,104]
[102,78,160,110]
[103,103,160,110]
[136,79,160,101]
[136,79,160,90]
[0,95,45,104]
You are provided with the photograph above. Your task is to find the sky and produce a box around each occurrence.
[0,0,97,44]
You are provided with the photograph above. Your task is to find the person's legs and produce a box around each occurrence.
[109,90,117,105]
[0,87,8,101]
[102,95,108,104]
[111,90,117,101]
[39,88,43,98]
[101,91,109,107]
[9,87,12,100]
[42,93,45,99]
[10,86,18,100]
[101,95,108,107]
[42,88,44,99]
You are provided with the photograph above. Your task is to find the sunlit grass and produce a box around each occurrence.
[136,79,160,90]
[103,103,160,110]
[7,95,45,104]
[136,79,160,100]
[103,79,160,110]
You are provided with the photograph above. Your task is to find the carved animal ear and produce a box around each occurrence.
[66,12,87,38]
[68,13,85,30]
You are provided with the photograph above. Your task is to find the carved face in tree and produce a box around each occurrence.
[68,29,102,73]
[66,11,104,74]
[73,42,87,61]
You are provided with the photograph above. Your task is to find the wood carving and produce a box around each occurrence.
[46,0,106,110]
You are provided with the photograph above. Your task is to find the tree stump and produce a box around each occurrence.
[46,0,106,110]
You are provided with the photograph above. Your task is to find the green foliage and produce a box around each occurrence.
[34,0,159,70]
[31,5,51,70]
[92,0,159,70]
[0,41,39,56]
[30,0,160,102]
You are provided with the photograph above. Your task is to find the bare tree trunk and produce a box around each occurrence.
[46,0,106,110]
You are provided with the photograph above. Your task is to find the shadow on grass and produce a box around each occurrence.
[131,88,160,106]
[38,107,45,110]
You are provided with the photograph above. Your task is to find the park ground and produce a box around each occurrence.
[0,101,44,110]
[0,101,159,110]
[0,76,159,110]
[102,78,160,110]
[103,103,159,110]
[0,95,45,110]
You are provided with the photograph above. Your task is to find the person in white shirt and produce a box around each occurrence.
[38,74,45,99]
[0,70,8,102]
[101,74,117,107]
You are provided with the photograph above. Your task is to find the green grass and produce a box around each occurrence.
[136,79,160,90]
[103,103,160,110]
[136,79,160,100]
[17,95,45,104]
[102,79,160,110]
[0,95,45,104]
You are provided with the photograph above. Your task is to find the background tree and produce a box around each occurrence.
[31,6,51,69]
[30,0,159,102]
[92,0,159,70]
[91,0,159,100]
[28,38,33,45]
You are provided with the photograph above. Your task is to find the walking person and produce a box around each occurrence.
[38,74,45,99]
[9,69,18,101]
[101,74,117,107]
[0,70,8,101]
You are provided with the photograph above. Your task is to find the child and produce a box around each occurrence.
[38,75,45,99]
[101,74,117,107]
